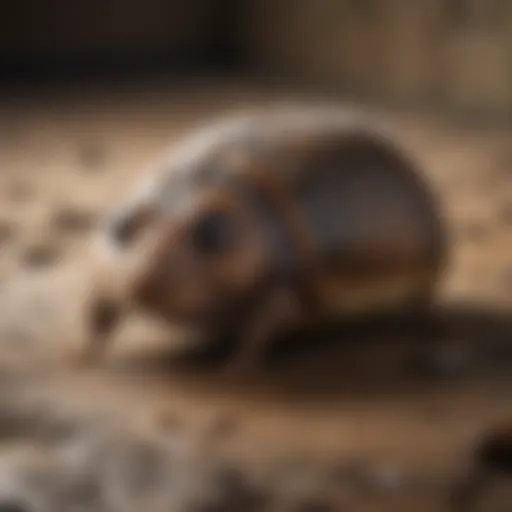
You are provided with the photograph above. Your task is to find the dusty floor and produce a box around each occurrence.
[0,77,510,511]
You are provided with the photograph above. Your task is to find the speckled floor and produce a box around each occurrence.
[0,77,510,511]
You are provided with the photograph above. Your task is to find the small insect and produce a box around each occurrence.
[79,105,448,375]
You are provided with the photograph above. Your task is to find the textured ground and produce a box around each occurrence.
[0,77,510,511]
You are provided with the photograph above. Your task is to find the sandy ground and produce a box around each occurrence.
[0,77,510,511]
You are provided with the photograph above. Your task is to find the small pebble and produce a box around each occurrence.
[51,207,97,234]
[0,410,34,440]
[0,405,79,443]
[89,298,121,339]
[20,244,61,269]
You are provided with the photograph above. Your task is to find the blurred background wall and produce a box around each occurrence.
[1,0,512,118]
[240,0,512,116]
[0,0,243,78]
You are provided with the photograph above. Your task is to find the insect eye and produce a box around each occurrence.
[191,210,238,254]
